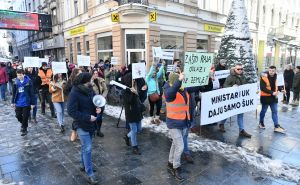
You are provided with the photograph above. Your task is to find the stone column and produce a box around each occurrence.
[112,25,124,66]
[147,26,160,71]
[88,32,97,65]
[184,31,197,52]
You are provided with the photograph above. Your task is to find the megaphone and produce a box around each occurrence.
[93,95,106,107]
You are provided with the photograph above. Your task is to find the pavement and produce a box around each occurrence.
[0,97,300,185]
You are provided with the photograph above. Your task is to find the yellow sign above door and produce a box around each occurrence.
[69,26,85,36]
[150,11,157,22]
[204,24,224,33]
[111,13,120,22]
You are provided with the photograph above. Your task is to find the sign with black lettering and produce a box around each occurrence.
[182,52,213,87]
[200,83,258,125]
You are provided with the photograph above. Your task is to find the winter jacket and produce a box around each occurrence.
[292,72,300,92]
[91,77,108,98]
[67,85,97,132]
[284,69,294,89]
[123,88,144,123]
[49,80,66,102]
[26,70,39,94]
[146,65,164,96]
[6,66,16,82]
[0,67,8,85]
[260,73,278,104]
[164,80,190,129]
[223,69,247,88]
[11,75,36,107]
[37,68,53,90]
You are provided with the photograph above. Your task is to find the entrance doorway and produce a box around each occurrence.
[125,30,146,65]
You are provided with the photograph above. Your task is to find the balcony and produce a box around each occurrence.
[119,0,148,6]
[274,26,297,41]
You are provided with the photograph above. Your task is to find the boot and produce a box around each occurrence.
[219,124,225,132]
[183,154,194,164]
[132,146,141,155]
[70,130,78,142]
[96,121,104,137]
[123,135,130,146]
[167,162,173,174]
[87,175,98,185]
[239,130,252,138]
[21,128,28,136]
[173,167,185,182]
[60,125,65,133]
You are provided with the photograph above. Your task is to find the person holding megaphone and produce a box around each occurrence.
[67,72,101,185]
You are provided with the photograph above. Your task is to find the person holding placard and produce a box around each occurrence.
[291,66,300,106]
[37,62,56,118]
[25,67,39,124]
[215,59,228,88]
[146,63,164,124]
[218,63,252,138]
[91,69,108,137]
[259,66,286,133]
[164,72,189,182]
[49,74,67,133]
[282,65,294,104]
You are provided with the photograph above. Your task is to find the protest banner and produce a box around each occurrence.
[51,62,67,74]
[182,52,213,87]
[23,57,40,68]
[201,83,258,125]
[214,70,230,79]
[161,51,174,61]
[111,57,118,65]
[132,63,146,79]
[277,73,284,86]
[77,55,91,66]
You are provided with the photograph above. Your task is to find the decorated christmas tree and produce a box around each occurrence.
[216,0,257,83]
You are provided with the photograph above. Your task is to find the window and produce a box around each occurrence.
[52,8,57,25]
[262,6,266,24]
[161,33,184,61]
[97,35,113,61]
[74,0,78,16]
[197,39,208,51]
[69,40,73,63]
[97,0,105,5]
[76,37,81,55]
[126,34,145,49]
[84,36,90,56]
[28,3,31,11]
[83,0,88,12]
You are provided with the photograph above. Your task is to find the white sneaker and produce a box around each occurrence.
[274,125,286,133]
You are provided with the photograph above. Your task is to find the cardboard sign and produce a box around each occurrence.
[201,83,258,125]
[152,47,163,58]
[161,51,175,61]
[214,70,230,79]
[51,62,67,74]
[111,57,118,65]
[182,52,214,87]
[277,73,284,86]
[23,57,40,68]
[132,63,146,79]
[77,55,90,66]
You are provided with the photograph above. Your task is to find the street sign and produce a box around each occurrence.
[150,11,157,22]
[111,13,120,22]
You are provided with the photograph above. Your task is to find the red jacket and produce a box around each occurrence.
[0,67,8,84]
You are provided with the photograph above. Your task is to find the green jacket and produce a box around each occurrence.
[223,69,247,88]
[292,72,300,92]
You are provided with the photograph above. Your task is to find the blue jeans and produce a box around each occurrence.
[127,122,142,147]
[77,128,94,177]
[259,103,278,126]
[53,102,65,126]
[0,83,7,100]
[32,93,38,119]
[182,128,189,155]
[220,113,244,131]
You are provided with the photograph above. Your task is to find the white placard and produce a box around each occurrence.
[132,63,146,79]
[277,73,284,86]
[0,57,11,63]
[201,83,258,125]
[23,57,40,68]
[39,58,49,67]
[152,47,163,58]
[161,51,174,61]
[77,55,91,66]
[212,79,220,89]
[214,70,230,79]
[167,64,176,73]
[51,62,67,74]
[111,57,118,65]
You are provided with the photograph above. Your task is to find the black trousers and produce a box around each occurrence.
[294,91,300,101]
[15,106,31,130]
[283,87,291,102]
[39,89,55,115]
[148,96,162,117]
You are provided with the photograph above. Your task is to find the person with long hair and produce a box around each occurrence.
[90,69,108,137]
[49,73,66,133]
[67,72,100,184]
[64,68,82,141]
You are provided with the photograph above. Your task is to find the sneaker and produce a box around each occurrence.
[87,175,98,185]
[274,125,286,133]
[173,167,185,182]
[132,146,141,155]
[123,135,130,146]
[80,166,97,172]
[239,130,252,138]
[183,154,194,164]
[60,125,65,133]
[21,129,28,136]
[258,122,265,129]
[154,117,161,125]
[219,124,225,132]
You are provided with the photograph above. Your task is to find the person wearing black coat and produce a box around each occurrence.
[67,72,100,185]
[6,62,16,95]
[122,70,144,155]
[283,65,294,104]
[215,59,227,88]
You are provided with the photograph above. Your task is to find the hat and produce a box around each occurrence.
[42,62,47,66]
[168,72,179,87]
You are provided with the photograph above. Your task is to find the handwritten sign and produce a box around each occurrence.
[23,57,40,68]
[182,52,213,87]
[77,55,90,66]
[51,62,67,74]
[132,63,146,79]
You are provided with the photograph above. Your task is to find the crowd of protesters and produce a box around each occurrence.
[0,57,300,184]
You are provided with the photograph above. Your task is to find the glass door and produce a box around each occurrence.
[125,30,146,65]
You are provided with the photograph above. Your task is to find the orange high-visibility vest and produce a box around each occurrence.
[166,92,190,120]
[260,76,278,96]
[38,69,53,86]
